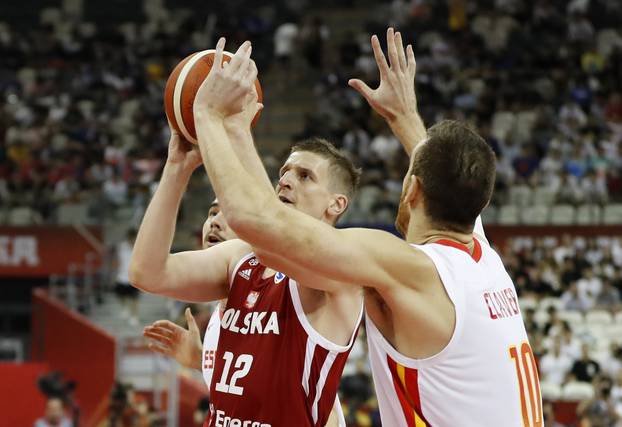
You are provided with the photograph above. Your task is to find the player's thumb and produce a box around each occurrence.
[185,308,199,333]
[348,79,374,102]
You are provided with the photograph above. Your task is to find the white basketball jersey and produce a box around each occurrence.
[202,304,222,392]
[366,237,542,427]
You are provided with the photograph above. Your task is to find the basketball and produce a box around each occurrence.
[164,49,263,144]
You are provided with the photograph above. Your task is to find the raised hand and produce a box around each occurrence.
[193,37,258,121]
[166,121,203,172]
[224,86,263,132]
[143,307,202,370]
[348,28,418,123]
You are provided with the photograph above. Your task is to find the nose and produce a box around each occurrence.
[211,211,226,231]
[278,171,294,191]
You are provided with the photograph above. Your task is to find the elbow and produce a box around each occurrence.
[128,260,163,293]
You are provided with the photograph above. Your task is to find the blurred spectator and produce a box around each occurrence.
[561,282,592,312]
[540,336,573,386]
[299,16,329,70]
[34,398,71,427]
[577,377,619,427]
[103,173,128,206]
[596,280,622,312]
[571,344,601,383]
[114,229,140,327]
[98,383,151,427]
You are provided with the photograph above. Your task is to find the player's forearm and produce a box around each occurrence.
[388,112,427,155]
[129,163,192,289]
[196,110,275,234]
[224,125,273,191]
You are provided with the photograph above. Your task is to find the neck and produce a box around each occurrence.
[404,214,473,248]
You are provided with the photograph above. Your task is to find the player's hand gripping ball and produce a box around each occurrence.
[164,49,263,144]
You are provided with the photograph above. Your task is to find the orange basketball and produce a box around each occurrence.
[164,49,263,144]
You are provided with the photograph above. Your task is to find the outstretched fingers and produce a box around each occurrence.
[229,41,252,77]
[371,34,390,78]
[406,44,416,78]
[213,37,226,73]
[386,27,400,72]
[395,32,407,73]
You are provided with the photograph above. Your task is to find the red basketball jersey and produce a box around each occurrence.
[207,253,362,427]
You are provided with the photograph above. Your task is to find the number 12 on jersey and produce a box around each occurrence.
[509,343,542,427]
[215,351,254,396]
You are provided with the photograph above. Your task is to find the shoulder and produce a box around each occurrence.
[341,228,437,291]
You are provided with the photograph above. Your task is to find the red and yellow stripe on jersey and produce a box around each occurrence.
[387,355,432,427]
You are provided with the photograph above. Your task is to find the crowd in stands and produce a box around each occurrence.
[7,0,622,425]
[295,0,622,224]
[2,0,622,225]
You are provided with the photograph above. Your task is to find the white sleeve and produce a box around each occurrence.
[473,216,489,246]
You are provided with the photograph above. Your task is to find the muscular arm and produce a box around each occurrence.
[194,40,433,295]
[224,95,272,190]
[129,149,249,302]
[353,29,488,243]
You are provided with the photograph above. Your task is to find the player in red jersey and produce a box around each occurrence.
[130,55,362,426]
[143,200,345,426]
[194,33,540,427]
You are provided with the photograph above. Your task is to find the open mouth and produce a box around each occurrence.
[207,235,223,244]
[279,195,294,205]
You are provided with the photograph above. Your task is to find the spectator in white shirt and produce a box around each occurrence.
[540,336,573,386]
[561,281,593,312]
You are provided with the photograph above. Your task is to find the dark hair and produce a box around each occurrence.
[291,137,361,199]
[411,120,496,233]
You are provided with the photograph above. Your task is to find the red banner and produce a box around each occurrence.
[31,289,116,427]
[0,226,103,277]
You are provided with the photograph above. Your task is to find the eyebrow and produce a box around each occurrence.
[279,165,316,180]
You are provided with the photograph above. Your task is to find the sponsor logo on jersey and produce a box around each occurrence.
[274,272,285,284]
[249,257,259,266]
[213,409,271,427]
[221,308,280,335]
[238,268,252,280]
[244,291,260,309]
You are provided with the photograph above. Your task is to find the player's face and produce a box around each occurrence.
[277,151,335,221]
[202,202,238,248]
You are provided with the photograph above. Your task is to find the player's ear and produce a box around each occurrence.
[328,194,348,218]
[405,175,421,207]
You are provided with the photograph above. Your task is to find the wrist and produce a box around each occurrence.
[388,111,423,130]
[388,112,426,151]
[193,339,203,371]
[163,161,194,182]
[224,121,252,136]
[195,107,226,124]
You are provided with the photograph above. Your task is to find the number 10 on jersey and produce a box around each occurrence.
[509,342,542,427]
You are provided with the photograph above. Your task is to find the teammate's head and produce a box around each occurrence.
[202,199,238,248]
[278,138,361,225]
[396,120,496,236]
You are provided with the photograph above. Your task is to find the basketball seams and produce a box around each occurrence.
[165,49,263,143]
[174,50,213,143]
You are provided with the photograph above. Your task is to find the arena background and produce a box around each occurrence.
[1,0,622,426]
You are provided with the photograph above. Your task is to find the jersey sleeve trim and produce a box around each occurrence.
[288,279,363,353]
[228,252,256,287]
